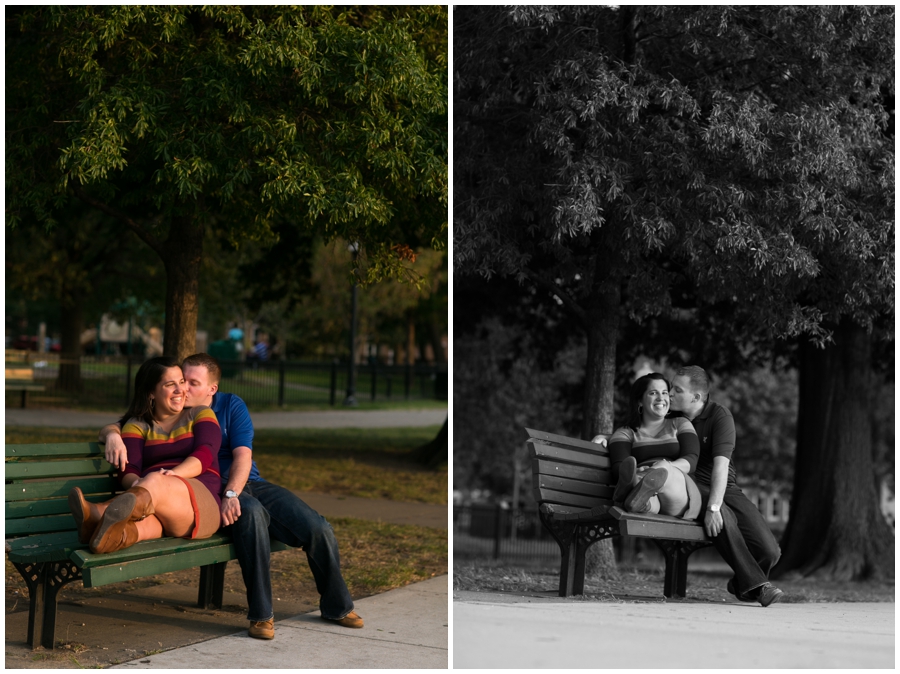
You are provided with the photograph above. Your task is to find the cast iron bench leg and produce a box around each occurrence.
[655,540,706,599]
[13,560,81,649]
[197,562,228,609]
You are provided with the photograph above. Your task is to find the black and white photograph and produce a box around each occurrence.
[452,5,894,669]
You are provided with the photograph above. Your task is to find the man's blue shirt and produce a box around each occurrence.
[210,392,263,485]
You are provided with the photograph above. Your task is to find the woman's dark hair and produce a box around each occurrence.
[118,356,182,427]
[626,372,670,431]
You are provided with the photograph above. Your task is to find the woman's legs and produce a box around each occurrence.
[651,461,689,517]
[134,472,196,537]
[625,460,690,516]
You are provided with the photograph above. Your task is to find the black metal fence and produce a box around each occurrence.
[9,353,447,409]
[453,504,562,562]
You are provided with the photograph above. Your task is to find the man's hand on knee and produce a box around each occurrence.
[704,510,724,537]
[221,495,242,527]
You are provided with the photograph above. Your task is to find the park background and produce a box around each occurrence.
[453,5,894,600]
[5,6,448,667]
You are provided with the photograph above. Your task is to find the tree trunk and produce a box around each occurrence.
[413,418,448,468]
[162,214,204,361]
[582,251,623,580]
[57,300,83,392]
[773,321,894,580]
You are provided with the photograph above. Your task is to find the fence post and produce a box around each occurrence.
[405,363,412,400]
[330,359,338,406]
[493,503,503,560]
[125,355,133,407]
[277,359,285,407]
[370,363,377,401]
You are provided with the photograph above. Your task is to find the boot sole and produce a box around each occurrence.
[624,467,668,512]
[68,488,92,545]
[90,492,136,552]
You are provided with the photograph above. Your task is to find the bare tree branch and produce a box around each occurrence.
[71,186,166,258]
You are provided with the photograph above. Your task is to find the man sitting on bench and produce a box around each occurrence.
[100,353,364,639]
[668,365,784,607]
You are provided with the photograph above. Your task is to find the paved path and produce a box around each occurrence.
[4,407,447,429]
[112,576,448,669]
[454,591,894,669]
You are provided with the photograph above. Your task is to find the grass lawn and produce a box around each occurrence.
[454,558,895,603]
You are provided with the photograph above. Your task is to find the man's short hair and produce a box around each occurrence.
[676,365,710,402]
[182,353,222,384]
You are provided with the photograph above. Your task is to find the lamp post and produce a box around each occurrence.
[343,242,359,407]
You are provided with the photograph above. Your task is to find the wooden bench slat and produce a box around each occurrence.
[536,474,615,501]
[5,531,83,564]
[73,534,235,568]
[532,458,610,484]
[77,540,292,588]
[7,443,104,458]
[527,440,610,469]
[525,428,608,451]
[535,487,608,509]
[6,514,78,537]
[6,458,114,480]
[6,476,118,502]
[7,497,85,519]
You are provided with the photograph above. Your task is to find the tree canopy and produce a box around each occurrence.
[454,5,893,580]
[8,5,448,358]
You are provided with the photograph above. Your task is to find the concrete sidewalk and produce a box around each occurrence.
[110,576,448,669]
[454,590,894,669]
[4,407,447,429]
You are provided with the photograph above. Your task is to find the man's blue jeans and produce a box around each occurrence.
[698,482,781,597]
[225,480,354,622]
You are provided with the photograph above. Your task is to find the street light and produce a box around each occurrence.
[343,242,359,407]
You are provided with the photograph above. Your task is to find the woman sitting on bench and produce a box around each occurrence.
[606,372,702,520]
[68,356,222,553]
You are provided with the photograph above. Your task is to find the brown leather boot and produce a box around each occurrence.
[90,517,140,554]
[612,456,640,505]
[89,487,154,554]
[68,487,114,545]
[124,486,156,521]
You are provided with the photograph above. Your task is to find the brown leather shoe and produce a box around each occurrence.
[249,619,274,640]
[69,487,110,545]
[89,488,152,554]
[324,611,364,628]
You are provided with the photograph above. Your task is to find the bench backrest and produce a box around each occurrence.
[525,428,614,514]
[5,366,35,381]
[5,443,117,538]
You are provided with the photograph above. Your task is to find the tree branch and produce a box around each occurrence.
[521,267,587,327]
[71,186,166,258]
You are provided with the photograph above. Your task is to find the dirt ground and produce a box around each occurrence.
[6,551,324,669]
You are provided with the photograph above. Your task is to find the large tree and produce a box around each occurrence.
[455,6,893,580]
[7,6,447,360]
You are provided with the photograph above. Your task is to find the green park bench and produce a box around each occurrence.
[5,364,46,408]
[526,428,712,598]
[5,441,288,650]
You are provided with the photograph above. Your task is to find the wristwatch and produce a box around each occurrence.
[224,490,239,499]
[707,503,721,513]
